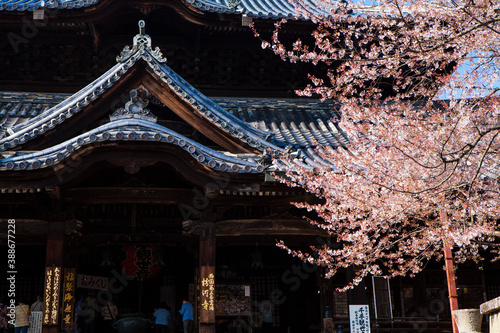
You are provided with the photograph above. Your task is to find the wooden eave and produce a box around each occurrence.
[79,0,232,27]
[215,219,327,237]
[0,142,261,189]
[63,186,311,206]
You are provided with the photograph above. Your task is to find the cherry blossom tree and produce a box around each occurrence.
[253,0,500,290]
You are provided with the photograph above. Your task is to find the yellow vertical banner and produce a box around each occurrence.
[200,266,215,324]
[42,267,62,326]
[61,268,76,331]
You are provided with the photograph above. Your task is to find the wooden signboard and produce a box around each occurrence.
[61,268,76,331]
[42,267,62,326]
[200,266,216,323]
[77,274,108,290]
[215,284,251,316]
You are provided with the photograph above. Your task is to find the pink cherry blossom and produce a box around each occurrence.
[257,0,500,290]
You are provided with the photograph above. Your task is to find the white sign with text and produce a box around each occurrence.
[28,311,42,333]
[349,305,371,333]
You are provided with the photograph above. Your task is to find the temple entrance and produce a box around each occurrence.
[68,199,196,332]
[75,244,195,316]
[1,201,325,333]
[72,225,323,333]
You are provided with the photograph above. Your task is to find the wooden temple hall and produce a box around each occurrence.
[0,1,498,333]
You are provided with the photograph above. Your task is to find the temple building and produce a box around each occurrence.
[0,1,497,333]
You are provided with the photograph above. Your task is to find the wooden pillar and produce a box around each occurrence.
[444,243,459,333]
[46,221,65,266]
[440,211,459,333]
[42,221,64,333]
[199,222,216,333]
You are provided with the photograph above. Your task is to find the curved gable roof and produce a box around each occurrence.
[0,21,346,174]
[0,95,345,173]
[0,20,276,154]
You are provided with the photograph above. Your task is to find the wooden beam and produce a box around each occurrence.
[183,219,327,236]
[88,22,100,52]
[65,187,197,204]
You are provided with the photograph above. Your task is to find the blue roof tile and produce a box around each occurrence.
[186,0,336,19]
[0,0,98,11]
[0,0,336,19]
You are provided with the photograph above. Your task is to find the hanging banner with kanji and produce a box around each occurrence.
[349,305,371,333]
[61,268,76,331]
[42,267,62,326]
[121,245,161,279]
[200,266,215,323]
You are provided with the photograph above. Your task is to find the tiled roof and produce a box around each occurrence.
[186,0,330,19]
[0,21,275,152]
[0,92,67,139]
[214,97,345,149]
[0,0,332,19]
[0,94,344,148]
[0,0,98,11]
[0,93,344,172]
[0,21,345,173]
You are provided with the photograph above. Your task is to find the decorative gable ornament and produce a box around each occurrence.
[109,90,157,123]
[116,20,167,64]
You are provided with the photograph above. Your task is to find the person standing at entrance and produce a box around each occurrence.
[153,302,170,333]
[14,301,30,333]
[30,296,43,312]
[179,299,193,333]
